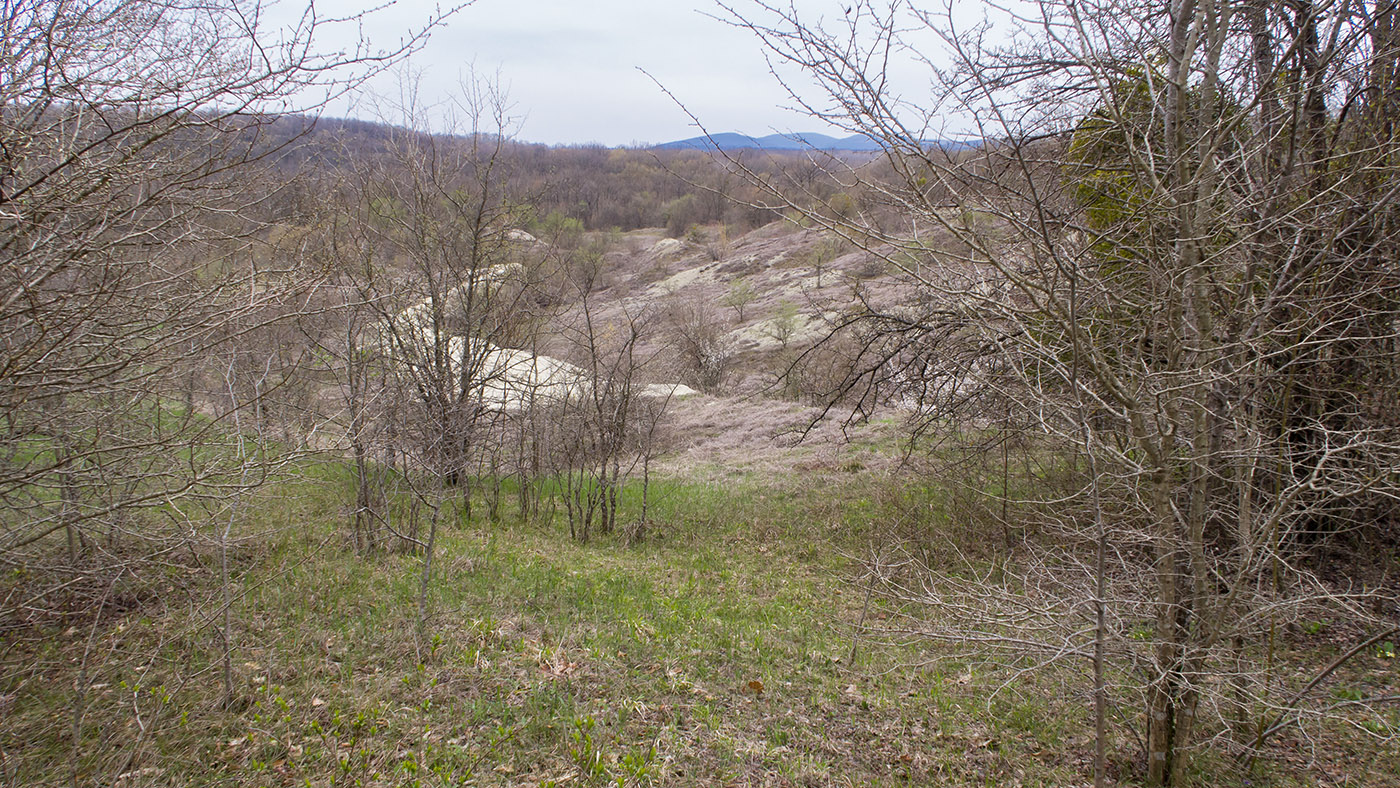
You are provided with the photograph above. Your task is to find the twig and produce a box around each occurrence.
[1248,624,1400,764]
[848,559,879,666]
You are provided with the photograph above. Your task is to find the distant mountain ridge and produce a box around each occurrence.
[652,132,882,152]
[652,132,972,152]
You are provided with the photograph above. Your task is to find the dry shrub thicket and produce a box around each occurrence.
[725,0,1400,783]
[0,0,464,701]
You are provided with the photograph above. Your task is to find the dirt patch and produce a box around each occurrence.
[653,394,902,483]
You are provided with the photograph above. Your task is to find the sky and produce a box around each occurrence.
[281,0,952,147]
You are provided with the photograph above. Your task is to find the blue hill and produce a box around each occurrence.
[652,132,971,152]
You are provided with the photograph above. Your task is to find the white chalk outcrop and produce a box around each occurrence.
[641,382,700,400]
[377,285,697,413]
[650,238,684,256]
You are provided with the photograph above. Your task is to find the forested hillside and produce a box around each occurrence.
[251,113,864,236]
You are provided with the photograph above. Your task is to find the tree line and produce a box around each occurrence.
[254,113,858,236]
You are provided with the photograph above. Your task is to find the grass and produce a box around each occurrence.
[2,458,1397,786]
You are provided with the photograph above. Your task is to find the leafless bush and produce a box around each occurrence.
[725,0,1400,783]
[664,292,737,395]
[549,257,675,542]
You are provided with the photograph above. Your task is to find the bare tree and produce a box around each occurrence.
[549,237,674,542]
[0,1,456,779]
[723,0,1400,784]
[0,0,453,622]
[333,73,548,644]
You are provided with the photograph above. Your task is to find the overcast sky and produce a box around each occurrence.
[291,0,924,147]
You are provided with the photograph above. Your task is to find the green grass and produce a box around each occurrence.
[3,458,1395,786]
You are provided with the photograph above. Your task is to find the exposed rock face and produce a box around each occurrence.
[641,382,699,400]
[650,238,683,256]
[379,290,696,413]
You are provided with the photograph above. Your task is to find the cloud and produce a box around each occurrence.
[301,0,854,146]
